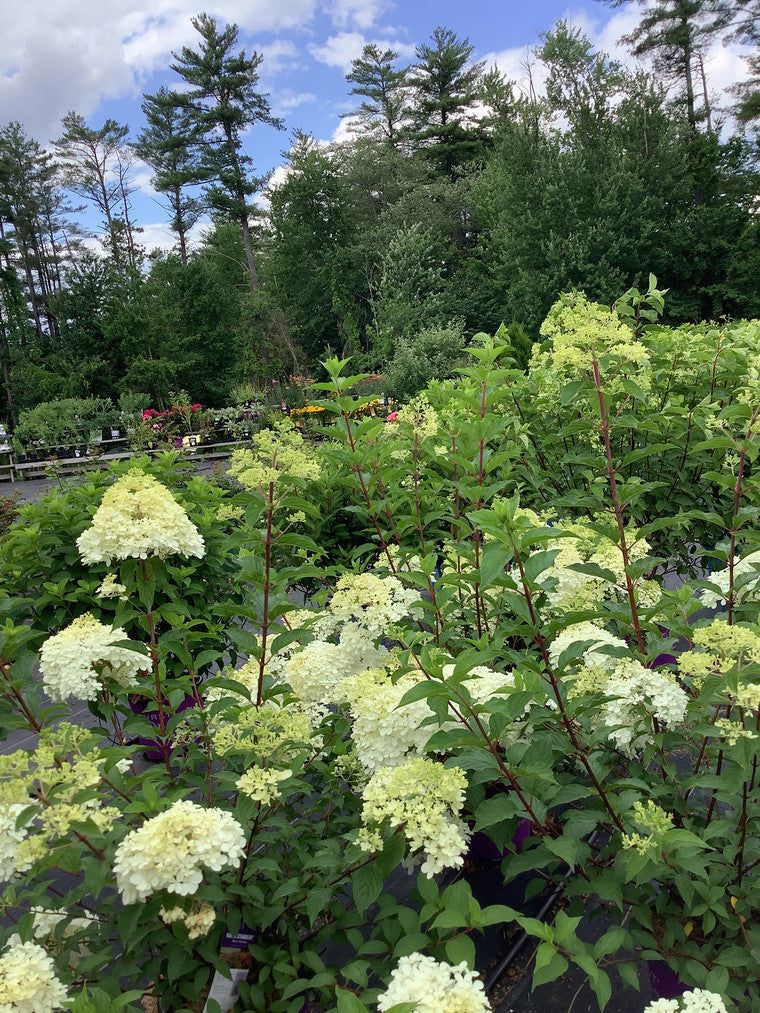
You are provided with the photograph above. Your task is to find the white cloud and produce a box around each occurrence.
[481,45,548,101]
[331,116,358,145]
[321,0,389,31]
[272,91,318,115]
[309,32,368,69]
[213,0,317,33]
[131,163,157,198]
[0,17,133,142]
[309,31,415,71]
[0,0,320,145]
[84,219,207,257]
[138,220,201,255]
[259,40,300,75]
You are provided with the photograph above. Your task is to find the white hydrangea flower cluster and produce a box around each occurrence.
[549,622,628,672]
[569,658,688,755]
[113,800,246,904]
[700,551,760,609]
[328,572,420,638]
[95,573,128,600]
[32,906,97,939]
[32,907,98,969]
[443,664,519,705]
[284,640,358,703]
[0,936,69,1012]
[337,668,433,773]
[377,953,490,1013]
[644,989,728,1013]
[76,469,205,564]
[284,624,387,704]
[160,901,216,940]
[539,519,655,611]
[39,613,144,702]
[440,663,546,745]
[236,766,292,804]
[0,803,34,883]
[358,757,470,877]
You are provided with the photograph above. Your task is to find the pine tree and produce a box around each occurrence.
[170,12,282,289]
[0,123,73,345]
[136,87,206,266]
[716,0,760,126]
[407,27,486,176]
[344,44,409,144]
[601,1,726,129]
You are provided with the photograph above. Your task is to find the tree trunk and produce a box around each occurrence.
[682,17,697,130]
[239,215,260,292]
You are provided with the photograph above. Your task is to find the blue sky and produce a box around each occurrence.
[0,1,751,252]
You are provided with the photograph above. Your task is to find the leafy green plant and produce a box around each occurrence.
[3,288,760,1013]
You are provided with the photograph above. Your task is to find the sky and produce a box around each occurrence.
[0,0,753,254]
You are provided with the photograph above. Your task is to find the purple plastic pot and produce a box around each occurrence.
[128,692,198,761]
[466,818,531,862]
[647,961,688,1001]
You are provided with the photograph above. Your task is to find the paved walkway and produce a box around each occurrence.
[4,458,223,505]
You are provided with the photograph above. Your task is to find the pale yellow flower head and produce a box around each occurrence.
[0,936,69,1012]
[39,613,144,701]
[378,953,490,1013]
[622,800,675,855]
[160,901,216,940]
[76,469,204,564]
[113,800,246,904]
[228,421,321,494]
[358,757,470,877]
[540,291,649,372]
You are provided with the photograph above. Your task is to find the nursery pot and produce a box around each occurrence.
[647,961,687,1001]
[128,692,198,761]
[466,818,531,863]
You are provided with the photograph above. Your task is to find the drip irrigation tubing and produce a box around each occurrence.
[483,829,601,996]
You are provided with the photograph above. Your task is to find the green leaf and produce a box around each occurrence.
[335,989,371,1013]
[393,933,430,957]
[305,887,332,926]
[352,862,383,915]
[479,546,512,588]
[532,942,569,987]
[444,934,476,967]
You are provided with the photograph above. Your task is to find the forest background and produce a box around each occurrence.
[1,0,760,421]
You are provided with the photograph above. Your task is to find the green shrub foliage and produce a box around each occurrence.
[3,285,760,1011]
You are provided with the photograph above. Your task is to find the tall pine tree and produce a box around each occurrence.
[407,27,485,177]
[170,12,282,290]
[135,87,206,266]
[344,44,409,145]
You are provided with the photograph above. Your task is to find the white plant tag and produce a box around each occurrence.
[201,967,249,1013]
